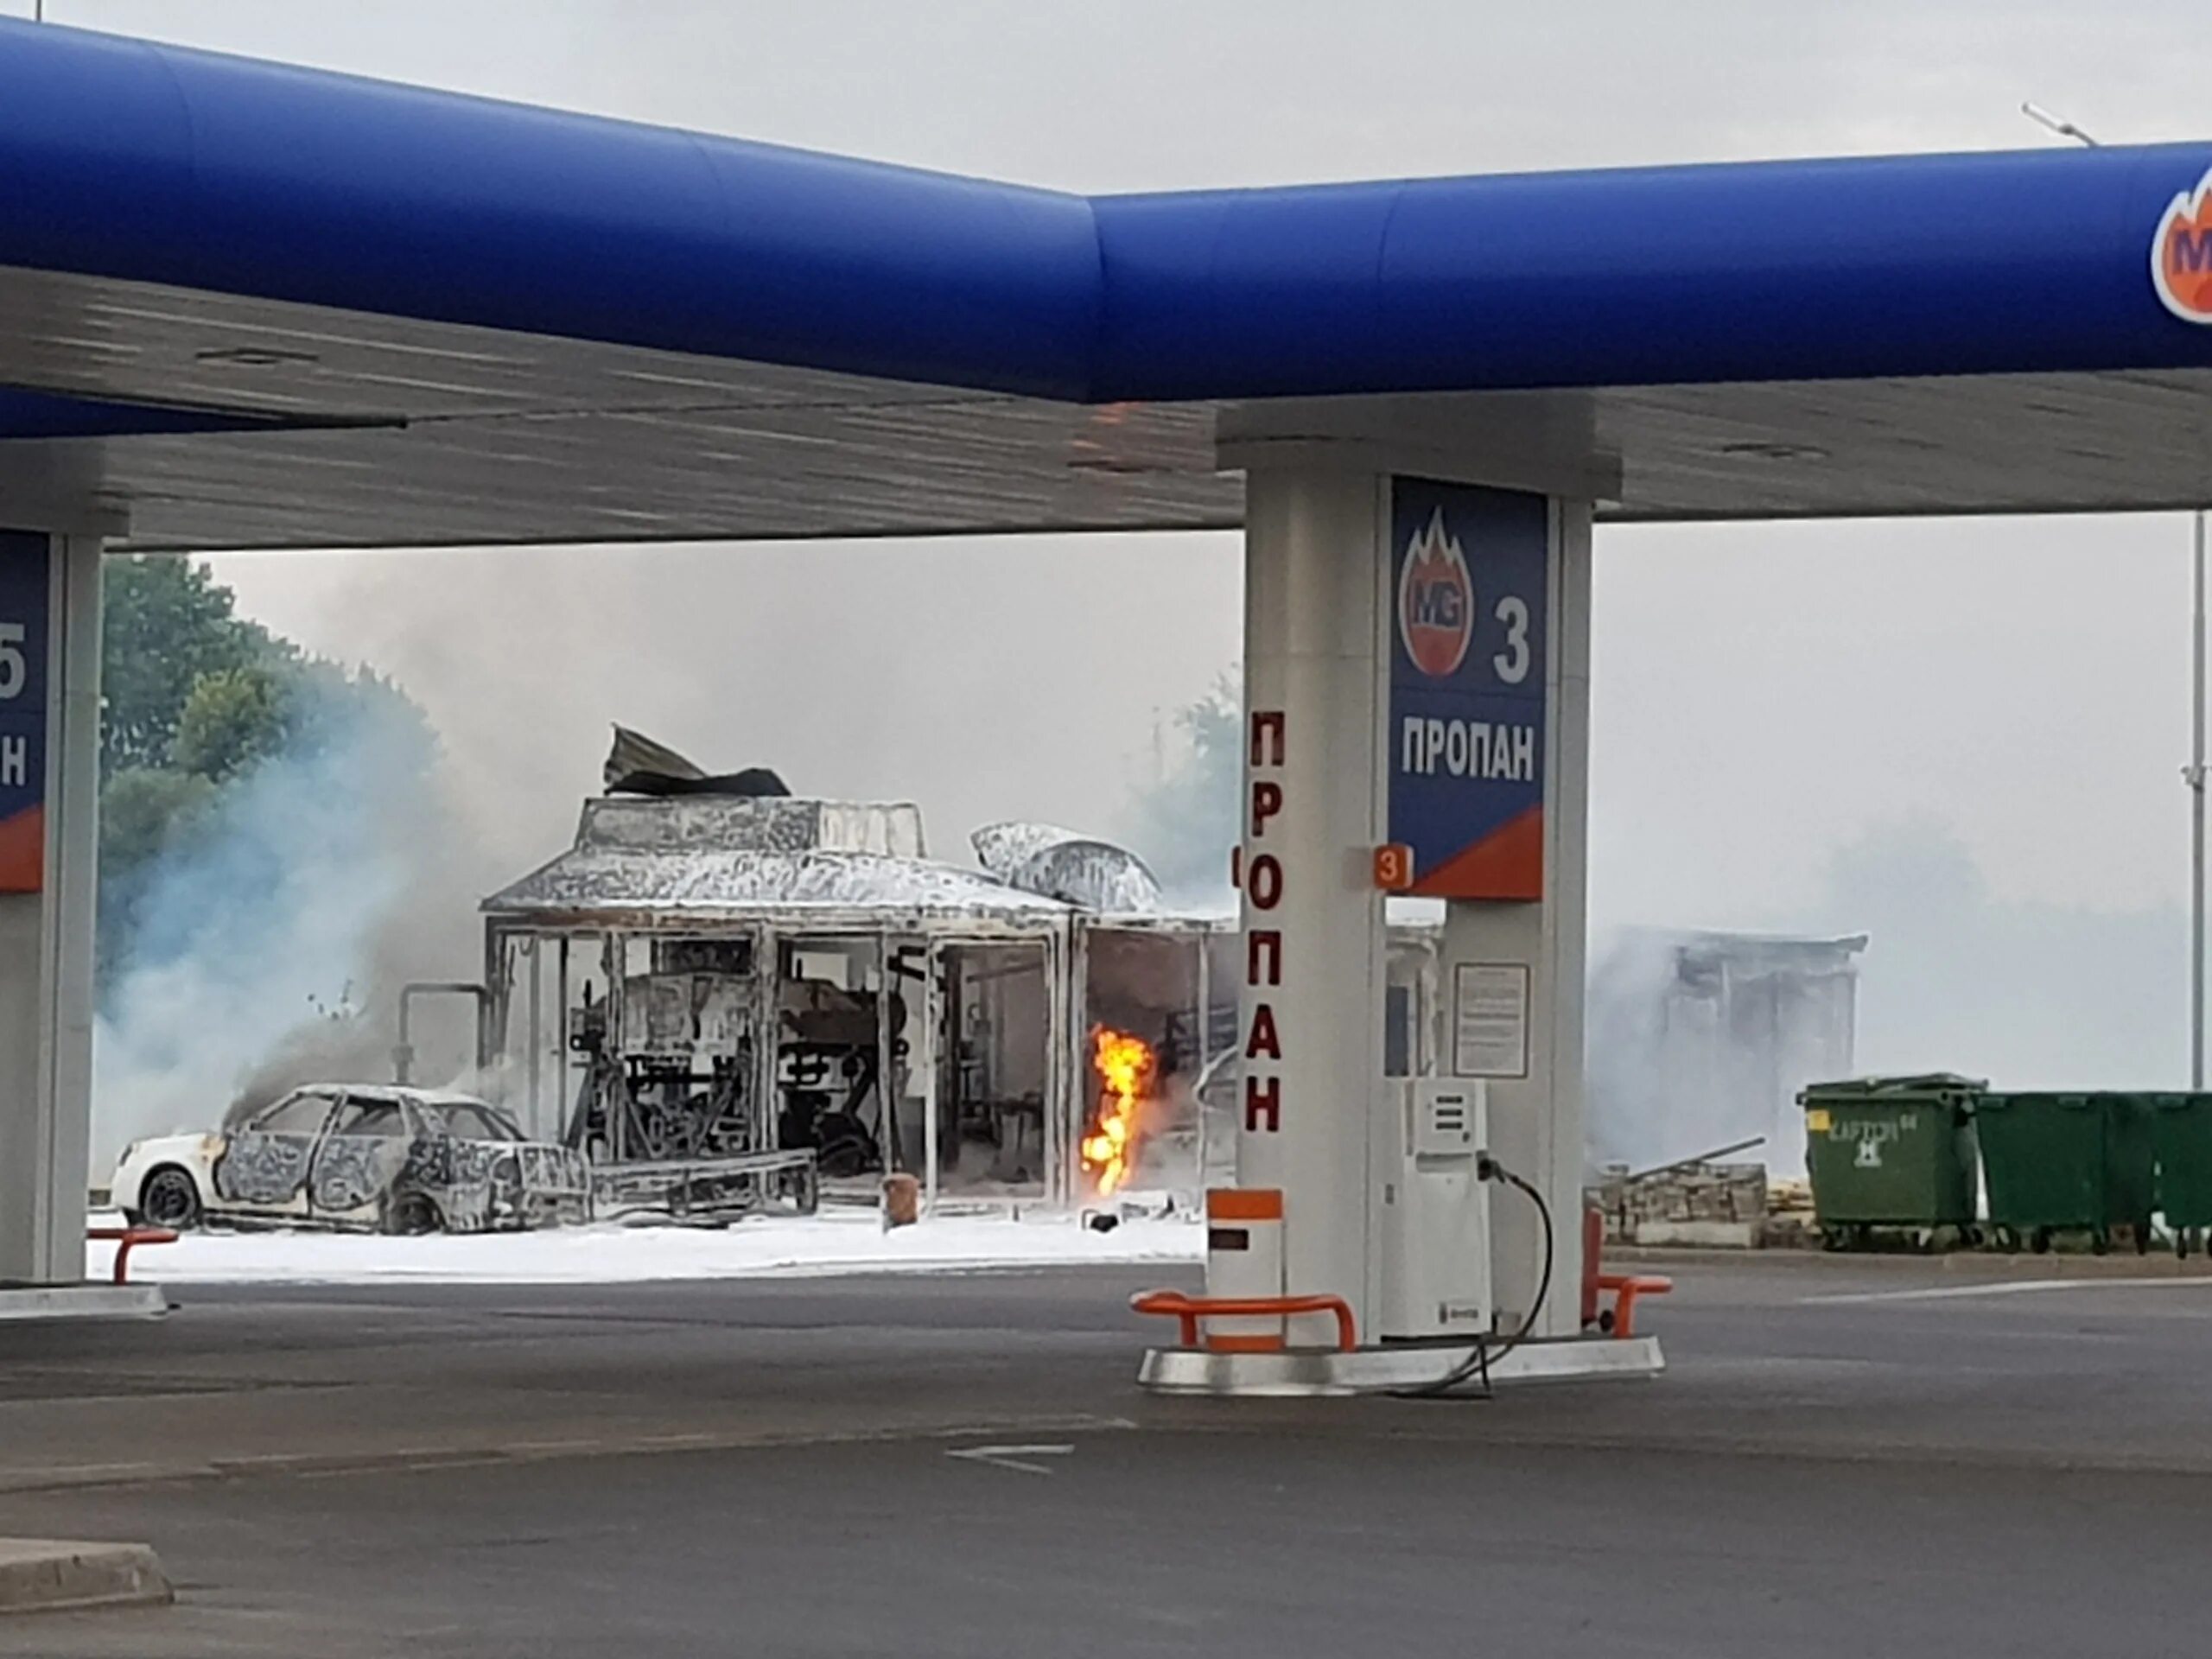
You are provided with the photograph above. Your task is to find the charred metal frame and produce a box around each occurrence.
[394,981,493,1088]
[471,798,1240,1211]
[481,909,1079,1205]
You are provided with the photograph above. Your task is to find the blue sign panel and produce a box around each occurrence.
[1386,479,1548,900]
[0,533,48,893]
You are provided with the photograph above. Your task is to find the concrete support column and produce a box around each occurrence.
[1440,499,1592,1337]
[1235,466,1389,1341]
[0,532,100,1286]
[1231,461,1592,1348]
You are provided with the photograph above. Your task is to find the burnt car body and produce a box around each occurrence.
[115,1085,591,1234]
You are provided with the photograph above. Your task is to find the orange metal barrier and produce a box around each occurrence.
[1581,1204,1671,1338]
[86,1225,177,1285]
[1130,1289,1358,1353]
[1592,1273,1671,1339]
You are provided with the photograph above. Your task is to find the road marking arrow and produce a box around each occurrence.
[944,1443,1075,1476]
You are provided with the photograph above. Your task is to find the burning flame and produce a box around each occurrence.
[2153,168,2212,322]
[1083,1026,1155,1196]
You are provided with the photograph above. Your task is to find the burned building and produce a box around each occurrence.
[1585,928,1865,1179]
[475,787,1238,1211]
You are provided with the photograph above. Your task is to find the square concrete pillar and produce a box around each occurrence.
[1230,461,1591,1344]
[0,532,100,1286]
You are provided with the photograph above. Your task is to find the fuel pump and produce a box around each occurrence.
[1379,1080,1494,1341]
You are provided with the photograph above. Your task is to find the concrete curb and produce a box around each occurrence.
[0,1539,172,1615]
[1137,1334,1665,1396]
[0,1285,168,1323]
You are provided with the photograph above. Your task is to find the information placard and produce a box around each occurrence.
[1452,962,1530,1080]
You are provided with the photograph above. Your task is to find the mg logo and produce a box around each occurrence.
[1397,507,1474,677]
[2153,164,2212,322]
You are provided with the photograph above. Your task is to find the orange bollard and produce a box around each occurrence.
[1580,1205,1605,1330]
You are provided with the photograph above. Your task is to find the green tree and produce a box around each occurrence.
[281,659,434,775]
[99,766,219,875]
[100,556,280,779]
[173,664,289,783]
[93,557,434,991]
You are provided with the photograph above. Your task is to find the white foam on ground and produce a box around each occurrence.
[85,1206,1203,1286]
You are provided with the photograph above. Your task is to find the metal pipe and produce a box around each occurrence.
[875,935,896,1176]
[525,936,543,1136]
[556,936,572,1144]
[1624,1135,1766,1185]
[604,935,626,1161]
[1194,927,1211,1190]
[2023,110,2196,1087]
[752,925,777,1155]
[1058,922,1084,1207]
[395,981,491,1088]
[922,939,940,1216]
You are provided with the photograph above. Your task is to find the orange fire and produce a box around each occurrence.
[1083,1026,1156,1196]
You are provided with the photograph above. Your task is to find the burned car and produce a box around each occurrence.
[111,1084,591,1235]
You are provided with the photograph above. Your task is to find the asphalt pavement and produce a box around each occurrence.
[4,1255,2212,1656]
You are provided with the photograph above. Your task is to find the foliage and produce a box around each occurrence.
[99,766,219,876]
[99,556,278,779]
[95,556,432,988]
[172,665,289,783]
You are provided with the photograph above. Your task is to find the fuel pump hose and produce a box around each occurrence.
[1385,1154,1554,1400]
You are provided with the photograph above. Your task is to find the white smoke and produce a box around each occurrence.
[90,671,486,1175]
[1796,816,2187,1088]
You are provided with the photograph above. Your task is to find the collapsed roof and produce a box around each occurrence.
[971,822,1164,913]
[602,725,791,802]
[486,797,1087,930]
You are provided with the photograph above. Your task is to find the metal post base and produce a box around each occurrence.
[0,1284,168,1323]
[1137,1334,1663,1397]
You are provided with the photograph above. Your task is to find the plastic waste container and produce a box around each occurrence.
[1977,1091,2154,1254]
[1802,1075,1982,1250]
[2149,1092,2212,1254]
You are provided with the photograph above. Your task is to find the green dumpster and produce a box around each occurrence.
[1977,1091,2155,1254]
[1802,1075,1982,1250]
[2149,1093,2212,1252]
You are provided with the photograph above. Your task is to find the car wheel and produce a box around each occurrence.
[137,1166,203,1230]
[383,1192,443,1236]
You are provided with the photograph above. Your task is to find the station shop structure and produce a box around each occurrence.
[468,791,1259,1210]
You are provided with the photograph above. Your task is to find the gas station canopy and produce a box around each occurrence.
[2,18,2212,549]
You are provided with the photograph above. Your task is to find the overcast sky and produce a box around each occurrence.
[23,0,2210,951]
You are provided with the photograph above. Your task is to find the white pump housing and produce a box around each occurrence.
[1379,1079,1494,1341]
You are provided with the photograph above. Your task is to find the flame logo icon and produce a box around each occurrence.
[1397,507,1474,677]
[2152,165,2212,323]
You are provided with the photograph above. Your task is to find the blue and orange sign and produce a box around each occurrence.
[1385,479,1547,901]
[2154,167,2212,323]
[0,533,48,893]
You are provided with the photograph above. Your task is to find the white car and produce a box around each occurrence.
[111,1084,590,1235]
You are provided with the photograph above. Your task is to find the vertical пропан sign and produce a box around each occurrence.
[0,533,48,893]
[1386,478,1548,899]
